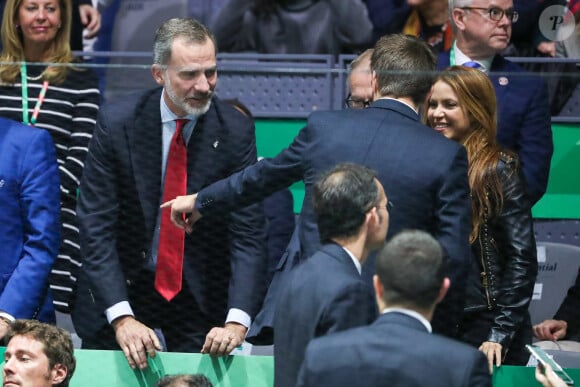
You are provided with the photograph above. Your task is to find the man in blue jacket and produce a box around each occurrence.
[0,117,61,338]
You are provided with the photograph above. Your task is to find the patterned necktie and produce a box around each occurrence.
[155,118,188,301]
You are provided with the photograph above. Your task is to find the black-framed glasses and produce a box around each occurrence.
[461,6,519,23]
[345,94,371,109]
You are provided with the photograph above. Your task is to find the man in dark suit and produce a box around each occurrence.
[441,0,553,205]
[163,34,471,340]
[73,18,267,369]
[297,230,491,387]
[274,163,386,387]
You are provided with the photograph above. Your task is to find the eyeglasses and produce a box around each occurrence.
[345,94,371,109]
[461,7,519,23]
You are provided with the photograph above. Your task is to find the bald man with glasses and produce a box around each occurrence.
[439,0,553,206]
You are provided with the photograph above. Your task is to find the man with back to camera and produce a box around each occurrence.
[73,17,268,369]
[3,319,76,387]
[296,230,491,387]
[442,0,553,205]
[274,163,387,387]
[162,33,471,341]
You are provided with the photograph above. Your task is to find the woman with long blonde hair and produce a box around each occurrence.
[0,0,100,313]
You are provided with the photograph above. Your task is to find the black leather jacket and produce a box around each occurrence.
[463,153,538,347]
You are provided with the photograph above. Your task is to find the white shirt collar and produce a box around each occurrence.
[453,43,493,73]
[341,246,362,275]
[381,307,432,333]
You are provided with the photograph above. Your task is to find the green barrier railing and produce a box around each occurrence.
[2,347,579,386]
[256,120,580,219]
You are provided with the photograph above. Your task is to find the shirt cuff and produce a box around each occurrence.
[105,301,134,324]
[0,312,15,322]
[226,308,251,329]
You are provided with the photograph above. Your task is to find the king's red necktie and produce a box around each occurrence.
[155,118,188,301]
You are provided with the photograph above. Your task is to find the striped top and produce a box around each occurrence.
[0,64,100,197]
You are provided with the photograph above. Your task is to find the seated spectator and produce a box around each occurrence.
[296,230,491,387]
[211,0,373,54]
[3,319,76,387]
[345,48,373,109]
[536,363,570,387]
[0,117,60,337]
[156,374,214,387]
[534,268,580,342]
[364,0,453,54]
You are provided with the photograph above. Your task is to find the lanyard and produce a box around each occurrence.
[450,43,456,66]
[20,62,49,126]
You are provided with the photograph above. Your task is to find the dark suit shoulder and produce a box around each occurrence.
[99,87,162,128]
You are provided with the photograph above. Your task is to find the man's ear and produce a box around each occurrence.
[452,8,467,31]
[371,70,379,98]
[151,64,165,86]
[436,277,451,304]
[373,274,384,300]
[50,364,67,385]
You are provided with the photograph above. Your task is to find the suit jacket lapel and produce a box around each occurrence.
[127,88,163,237]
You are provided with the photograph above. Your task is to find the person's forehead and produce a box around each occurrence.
[167,37,216,66]
[471,0,513,8]
[6,335,46,356]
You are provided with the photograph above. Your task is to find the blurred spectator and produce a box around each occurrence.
[533,268,580,342]
[441,0,553,205]
[0,118,60,338]
[364,0,453,54]
[0,0,100,313]
[3,320,76,387]
[536,363,570,387]
[157,374,214,387]
[211,0,373,54]
[345,48,373,109]
[0,0,101,51]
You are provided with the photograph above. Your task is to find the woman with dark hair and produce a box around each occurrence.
[426,66,537,372]
[0,0,100,312]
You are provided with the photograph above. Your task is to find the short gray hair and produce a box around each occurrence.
[153,18,217,65]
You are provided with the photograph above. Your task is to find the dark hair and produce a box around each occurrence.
[156,374,214,387]
[153,18,217,66]
[313,163,380,242]
[375,230,445,310]
[371,34,436,105]
[5,320,76,387]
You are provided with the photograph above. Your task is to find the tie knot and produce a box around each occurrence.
[462,61,483,70]
[175,119,189,134]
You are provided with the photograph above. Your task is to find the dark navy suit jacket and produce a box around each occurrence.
[438,53,553,205]
[273,243,376,387]
[297,312,492,387]
[0,117,60,322]
[73,88,268,339]
[196,98,472,341]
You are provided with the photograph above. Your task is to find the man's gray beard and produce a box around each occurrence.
[166,81,212,116]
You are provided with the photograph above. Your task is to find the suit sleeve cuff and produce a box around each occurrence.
[226,308,251,329]
[105,302,134,324]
